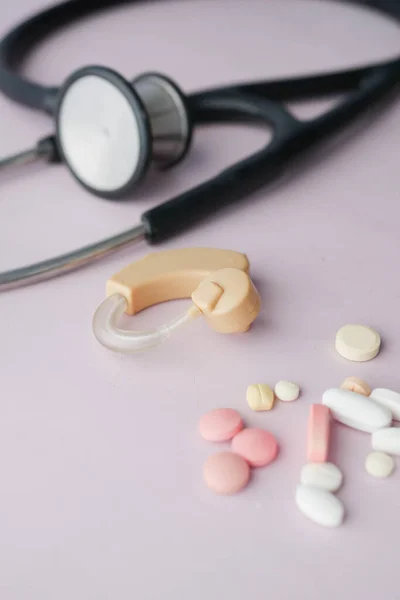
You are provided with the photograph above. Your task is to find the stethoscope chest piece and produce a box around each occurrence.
[55,66,192,199]
[1,0,399,291]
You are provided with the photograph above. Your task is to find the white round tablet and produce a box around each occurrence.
[365,451,394,478]
[274,380,300,402]
[335,324,381,362]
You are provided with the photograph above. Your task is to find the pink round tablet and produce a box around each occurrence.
[198,408,243,442]
[203,452,250,494]
[231,428,279,467]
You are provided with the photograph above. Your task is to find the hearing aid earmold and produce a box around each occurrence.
[92,247,261,353]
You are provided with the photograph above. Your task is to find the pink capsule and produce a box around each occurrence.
[307,404,331,462]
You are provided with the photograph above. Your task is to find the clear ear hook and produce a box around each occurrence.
[92,293,199,353]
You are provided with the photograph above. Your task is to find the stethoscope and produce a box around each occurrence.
[0,0,399,292]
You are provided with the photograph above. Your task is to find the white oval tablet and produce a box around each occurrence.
[335,324,381,362]
[372,427,400,455]
[365,452,394,478]
[300,462,343,492]
[322,388,392,433]
[274,381,300,402]
[295,485,344,528]
[370,389,400,422]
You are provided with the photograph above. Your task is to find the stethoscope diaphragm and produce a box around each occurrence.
[55,66,192,199]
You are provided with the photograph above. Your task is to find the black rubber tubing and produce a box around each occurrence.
[0,0,399,114]
[142,63,400,243]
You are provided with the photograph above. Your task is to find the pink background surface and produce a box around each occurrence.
[1,1,400,599]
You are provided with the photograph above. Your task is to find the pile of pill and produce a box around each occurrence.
[246,380,300,411]
[199,408,279,494]
[296,376,400,528]
[195,324,398,522]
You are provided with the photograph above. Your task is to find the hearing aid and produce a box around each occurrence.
[92,247,261,353]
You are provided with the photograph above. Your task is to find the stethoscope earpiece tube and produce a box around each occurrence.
[0,135,60,171]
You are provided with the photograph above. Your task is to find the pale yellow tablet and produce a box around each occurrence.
[335,324,381,362]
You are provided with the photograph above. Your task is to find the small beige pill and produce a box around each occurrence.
[340,376,371,396]
[365,451,395,478]
[335,324,381,362]
[246,384,275,411]
[274,380,300,402]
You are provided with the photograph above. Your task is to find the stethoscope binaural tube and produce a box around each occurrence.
[0,0,399,291]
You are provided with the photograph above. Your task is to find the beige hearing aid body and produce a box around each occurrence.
[93,247,261,353]
[107,247,250,314]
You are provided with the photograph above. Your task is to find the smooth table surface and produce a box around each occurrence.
[1,1,400,599]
